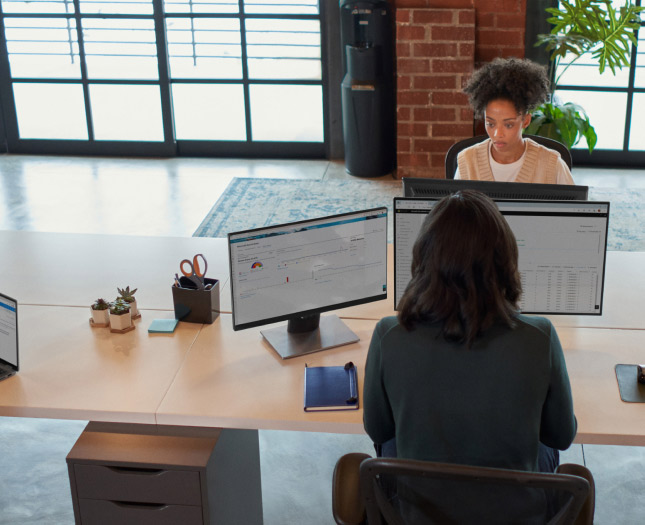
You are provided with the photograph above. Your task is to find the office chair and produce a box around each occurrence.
[332,453,594,525]
[444,134,573,179]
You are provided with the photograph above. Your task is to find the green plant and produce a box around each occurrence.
[117,286,138,304]
[109,299,131,315]
[531,0,644,151]
[91,298,109,311]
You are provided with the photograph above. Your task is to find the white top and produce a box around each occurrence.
[455,141,573,184]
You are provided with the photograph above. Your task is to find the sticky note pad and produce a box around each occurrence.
[148,319,179,333]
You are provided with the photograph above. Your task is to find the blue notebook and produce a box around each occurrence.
[304,363,359,412]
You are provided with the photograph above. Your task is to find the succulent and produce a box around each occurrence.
[109,298,131,315]
[117,286,138,303]
[91,298,110,311]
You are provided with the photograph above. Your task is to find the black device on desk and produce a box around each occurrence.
[228,208,388,359]
[0,292,19,381]
[394,197,610,315]
[402,178,589,201]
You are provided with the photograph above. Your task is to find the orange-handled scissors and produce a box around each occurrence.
[180,253,208,290]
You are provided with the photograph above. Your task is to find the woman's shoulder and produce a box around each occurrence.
[513,313,556,337]
[525,137,562,160]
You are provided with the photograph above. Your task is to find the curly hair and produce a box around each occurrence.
[397,190,521,347]
[463,58,551,117]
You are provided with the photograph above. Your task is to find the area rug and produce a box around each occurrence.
[194,178,645,251]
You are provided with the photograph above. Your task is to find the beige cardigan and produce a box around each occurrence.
[456,138,560,184]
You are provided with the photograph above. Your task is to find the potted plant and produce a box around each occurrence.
[109,299,133,332]
[90,298,110,327]
[528,0,644,151]
[117,286,140,319]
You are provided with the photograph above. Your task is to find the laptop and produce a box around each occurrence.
[0,292,19,381]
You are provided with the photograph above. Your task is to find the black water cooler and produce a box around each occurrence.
[340,0,395,178]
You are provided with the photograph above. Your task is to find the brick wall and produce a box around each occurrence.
[393,0,528,178]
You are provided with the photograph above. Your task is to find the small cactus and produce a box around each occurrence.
[117,286,138,303]
[110,298,131,315]
[91,298,109,311]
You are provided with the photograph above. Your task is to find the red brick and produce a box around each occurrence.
[476,11,496,27]
[460,108,475,121]
[398,138,412,152]
[411,123,430,137]
[396,10,410,24]
[431,26,475,41]
[398,58,431,74]
[496,13,526,28]
[399,90,430,106]
[398,123,414,136]
[395,0,473,8]
[413,75,458,90]
[474,0,524,12]
[458,10,476,25]
[433,123,473,137]
[398,106,411,121]
[397,42,411,58]
[432,91,470,105]
[477,29,523,47]
[412,10,454,25]
[431,153,446,168]
[432,58,473,74]
[398,75,411,90]
[459,42,475,58]
[413,138,455,152]
[396,25,427,41]
[398,153,431,167]
[413,42,458,58]
[414,107,456,122]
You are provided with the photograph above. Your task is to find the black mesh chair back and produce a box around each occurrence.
[445,134,573,179]
[360,457,589,525]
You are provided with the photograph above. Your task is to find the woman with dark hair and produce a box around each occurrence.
[455,57,574,184]
[363,191,576,475]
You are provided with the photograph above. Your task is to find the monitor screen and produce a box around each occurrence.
[0,293,18,371]
[394,198,610,315]
[402,178,589,201]
[229,208,388,356]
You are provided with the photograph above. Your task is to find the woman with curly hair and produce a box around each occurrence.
[455,57,574,184]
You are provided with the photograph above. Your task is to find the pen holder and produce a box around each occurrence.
[172,277,220,324]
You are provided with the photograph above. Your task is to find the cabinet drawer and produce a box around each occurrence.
[74,465,202,505]
[79,499,203,525]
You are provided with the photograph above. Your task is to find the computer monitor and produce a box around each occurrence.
[402,178,589,200]
[0,292,19,381]
[228,207,388,359]
[394,197,610,315]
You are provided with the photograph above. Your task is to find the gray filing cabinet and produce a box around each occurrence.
[66,422,263,524]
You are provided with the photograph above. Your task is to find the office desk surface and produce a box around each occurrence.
[0,230,229,310]
[156,314,372,434]
[0,305,202,423]
[156,317,645,446]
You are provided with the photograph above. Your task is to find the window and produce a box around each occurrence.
[0,0,326,157]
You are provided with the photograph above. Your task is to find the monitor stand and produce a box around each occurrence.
[260,313,359,360]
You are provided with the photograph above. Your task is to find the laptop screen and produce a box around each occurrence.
[0,293,19,371]
[394,198,610,316]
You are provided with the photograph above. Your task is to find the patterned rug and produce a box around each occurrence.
[193,178,645,251]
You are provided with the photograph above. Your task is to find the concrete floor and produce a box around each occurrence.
[1,154,644,523]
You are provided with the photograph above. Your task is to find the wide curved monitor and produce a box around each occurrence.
[228,208,388,359]
[402,178,589,200]
[394,197,609,316]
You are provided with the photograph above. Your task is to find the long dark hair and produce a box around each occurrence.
[398,190,522,346]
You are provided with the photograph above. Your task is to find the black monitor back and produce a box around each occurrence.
[402,178,589,201]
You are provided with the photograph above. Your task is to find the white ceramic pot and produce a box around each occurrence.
[109,311,132,331]
[128,299,139,318]
[90,308,109,325]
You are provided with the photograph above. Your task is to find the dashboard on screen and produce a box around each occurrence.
[229,208,388,331]
[394,198,610,316]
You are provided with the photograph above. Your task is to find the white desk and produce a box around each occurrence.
[0,230,229,310]
[0,305,201,424]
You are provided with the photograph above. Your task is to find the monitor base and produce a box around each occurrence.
[261,314,359,360]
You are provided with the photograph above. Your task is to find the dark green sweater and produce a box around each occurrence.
[363,314,577,472]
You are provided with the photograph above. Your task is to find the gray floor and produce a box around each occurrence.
[1,155,644,523]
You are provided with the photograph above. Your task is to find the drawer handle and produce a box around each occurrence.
[107,466,165,476]
[110,501,169,512]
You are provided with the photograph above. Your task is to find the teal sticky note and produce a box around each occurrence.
[148,319,179,333]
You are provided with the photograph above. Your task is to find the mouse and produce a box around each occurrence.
[637,365,645,384]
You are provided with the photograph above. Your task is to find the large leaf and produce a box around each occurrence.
[527,102,598,152]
